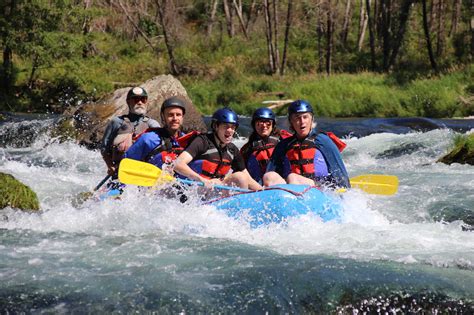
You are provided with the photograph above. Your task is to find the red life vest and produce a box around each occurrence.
[144,129,198,166]
[285,135,318,179]
[190,134,234,180]
[249,136,280,174]
[285,132,347,179]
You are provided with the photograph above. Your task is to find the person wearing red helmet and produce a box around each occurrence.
[174,108,262,190]
[263,100,350,188]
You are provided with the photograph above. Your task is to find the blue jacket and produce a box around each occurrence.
[266,129,350,188]
[124,128,184,169]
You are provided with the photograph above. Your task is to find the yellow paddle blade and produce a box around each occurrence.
[350,174,399,195]
[118,158,175,186]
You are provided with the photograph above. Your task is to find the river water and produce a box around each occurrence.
[1,114,473,313]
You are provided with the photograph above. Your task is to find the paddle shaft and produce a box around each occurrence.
[177,178,251,193]
[94,175,112,191]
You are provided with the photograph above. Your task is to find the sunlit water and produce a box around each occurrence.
[1,116,473,313]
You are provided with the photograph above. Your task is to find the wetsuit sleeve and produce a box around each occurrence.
[184,136,208,159]
[147,118,161,128]
[124,132,162,161]
[315,134,351,188]
[101,117,123,155]
[229,145,246,172]
[266,140,286,174]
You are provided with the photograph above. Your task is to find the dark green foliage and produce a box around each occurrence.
[0,1,471,117]
[0,172,40,211]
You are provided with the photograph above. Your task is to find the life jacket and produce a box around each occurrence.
[284,132,346,179]
[247,130,292,175]
[144,129,198,168]
[189,133,235,180]
[111,115,153,163]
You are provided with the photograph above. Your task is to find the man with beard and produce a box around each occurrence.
[101,87,160,178]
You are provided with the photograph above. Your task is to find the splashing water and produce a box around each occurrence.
[1,117,473,312]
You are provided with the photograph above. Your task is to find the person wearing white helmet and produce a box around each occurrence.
[101,87,160,177]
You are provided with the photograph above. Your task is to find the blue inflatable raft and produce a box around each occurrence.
[205,184,342,227]
[96,183,342,228]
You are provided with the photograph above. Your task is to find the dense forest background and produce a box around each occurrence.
[0,0,473,117]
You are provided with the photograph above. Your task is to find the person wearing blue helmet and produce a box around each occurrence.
[263,100,350,188]
[240,107,292,183]
[174,108,263,190]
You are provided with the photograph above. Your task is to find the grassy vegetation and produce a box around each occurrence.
[2,1,473,118]
[0,172,40,211]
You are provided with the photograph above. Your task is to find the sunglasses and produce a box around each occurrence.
[131,96,148,103]
[255,120,272,126]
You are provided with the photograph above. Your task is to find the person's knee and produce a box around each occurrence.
[226,172,248,188]
[263,171,284,186]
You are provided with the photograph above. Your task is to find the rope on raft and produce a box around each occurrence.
[203,185,320,204]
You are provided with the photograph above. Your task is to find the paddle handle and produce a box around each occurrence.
[94,175,112,191]
[177,178,251,193]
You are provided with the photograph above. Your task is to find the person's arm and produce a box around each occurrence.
[101,119,120,175]
[147,118,161,128]
[174,136,213,185]
[242,169,263,190]
[173,151,207,182]
[124,133,160,161]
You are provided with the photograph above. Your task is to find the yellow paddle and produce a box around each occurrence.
[118,158,399,195]
[118,158,251,192]
[350,174,399,195]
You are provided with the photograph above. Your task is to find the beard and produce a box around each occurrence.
[130,105,147,115]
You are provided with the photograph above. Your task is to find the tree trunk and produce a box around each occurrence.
[435,0,446,56]
[366,0,376,70]
[422,0,438,73]
[117,0,156,52]
[387,0,413,70]
[316,2,324,73]
[28,54,39,90]
[381,0,392,71]
[280,0,293,75]
[207,0,219,37]
[341,0,351,46]
[449,0,462,36]
[2,0,15,94]
[357,0,368,51]
[272,0,280,72]
[325,0,333,75]
[232,0,249,39]
[156,0,179,75]
[245,0,257,30]
[2,46,13,94]
[223,0,234,37]
[263,0,275,73]
[82,0,93,58]
[471,0,474,60]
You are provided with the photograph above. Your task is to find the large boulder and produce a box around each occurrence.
[57,75,207,149]
[0,172,40,211]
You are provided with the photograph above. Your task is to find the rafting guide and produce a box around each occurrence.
[100,87,160,178]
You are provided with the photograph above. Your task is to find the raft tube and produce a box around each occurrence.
[206,184,342,228]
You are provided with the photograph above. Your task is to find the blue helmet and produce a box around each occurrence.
[211,108,239,128]
[288,100,313,116]
[251,107,275,129]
